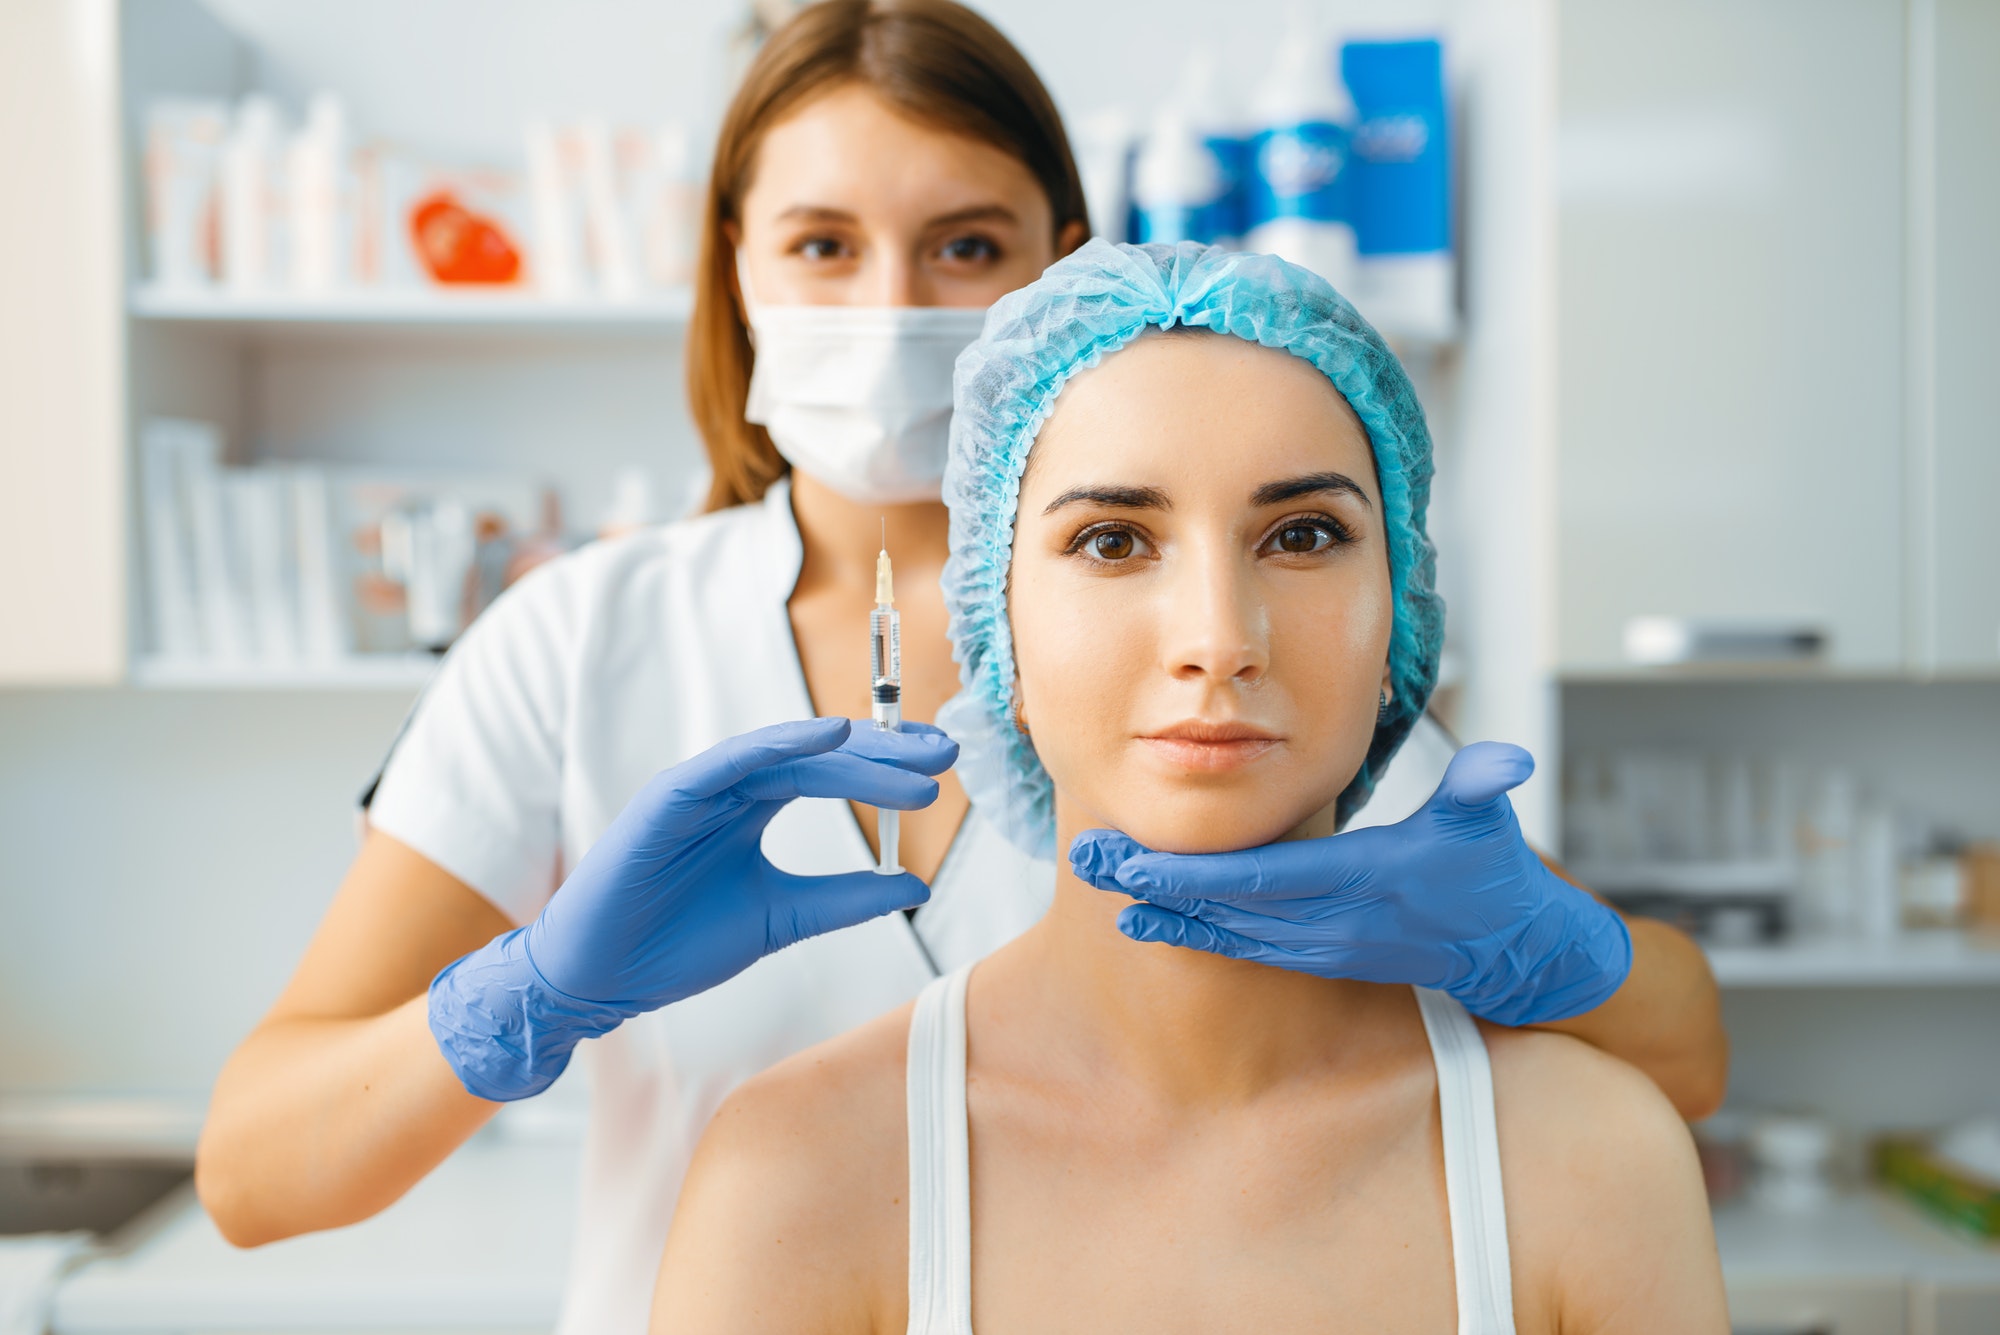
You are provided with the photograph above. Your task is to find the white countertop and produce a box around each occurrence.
[51,1129,581,1334]
[1715,1190,2000,1284]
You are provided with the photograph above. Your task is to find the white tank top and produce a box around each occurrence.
[904,965,1517,1335]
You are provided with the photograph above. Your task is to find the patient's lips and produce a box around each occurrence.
[1138,719,1283,773]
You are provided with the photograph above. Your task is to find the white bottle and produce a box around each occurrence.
[636,122,700,290]
[1245,11,1358,292]
[1851,805,1900,941]
[1800,770,1857,934]
[288,94,347,294]
[1132,103,1225,246]
[144,101,228,289]
[1073,108,1137,242]
[222,96,283,292]
[524,120,582,298]
[1181,50,1251,245]
[578,118,639,301]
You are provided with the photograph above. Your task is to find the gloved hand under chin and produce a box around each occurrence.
[1067,741,1633,1027]
[429,717,956,1101]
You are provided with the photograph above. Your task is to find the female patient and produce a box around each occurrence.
[652,242,1728,1333]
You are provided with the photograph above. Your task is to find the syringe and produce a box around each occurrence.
[870,531,903,875]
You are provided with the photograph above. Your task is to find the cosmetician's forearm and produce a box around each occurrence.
[196,995,499,1248]
[1533,899,1729,1121]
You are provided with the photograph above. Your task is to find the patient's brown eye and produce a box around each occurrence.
[1088,530,1136,560]
[1277,524,1325,553]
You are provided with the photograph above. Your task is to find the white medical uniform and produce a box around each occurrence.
[366,477,1457,1335]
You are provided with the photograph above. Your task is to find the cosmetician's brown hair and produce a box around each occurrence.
[686,0,1090,511]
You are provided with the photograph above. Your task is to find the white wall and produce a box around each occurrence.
[0,689,412,1094]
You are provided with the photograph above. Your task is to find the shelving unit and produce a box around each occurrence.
[129,654,438,691]
[1706,931,2000,988]
[130,284,693,333]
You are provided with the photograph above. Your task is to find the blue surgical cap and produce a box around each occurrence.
[937,239,1444,858]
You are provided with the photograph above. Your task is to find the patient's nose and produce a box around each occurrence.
[1161,551,1268,686]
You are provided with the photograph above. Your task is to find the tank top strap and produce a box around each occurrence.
[1412,986,1517,1335]
[906,964,975,1335]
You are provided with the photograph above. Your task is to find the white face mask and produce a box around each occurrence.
[738,257,988,504]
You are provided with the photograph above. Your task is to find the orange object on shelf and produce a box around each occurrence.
[1966,843,2000,930]
[409,189,522,285]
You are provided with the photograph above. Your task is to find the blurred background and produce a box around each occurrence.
[1,0,1996,1330]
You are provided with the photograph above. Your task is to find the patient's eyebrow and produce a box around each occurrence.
[1251,472,1373,509]
[1041,484,1171,515]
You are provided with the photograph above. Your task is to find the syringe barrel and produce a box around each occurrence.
[869,604,901,691]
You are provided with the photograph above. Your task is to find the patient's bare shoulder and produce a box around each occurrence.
[1481,1024,1730,1335]
[650,1003,913,1335]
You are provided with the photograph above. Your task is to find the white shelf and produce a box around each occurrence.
[130,654,438,691]
[129,284,693,330]
[1706,930,2000,988]
[1715,1190,2000,1284]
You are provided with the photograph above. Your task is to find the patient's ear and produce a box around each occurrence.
[1011,678,1032,738]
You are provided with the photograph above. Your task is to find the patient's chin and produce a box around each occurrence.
[1091,793,1326,857]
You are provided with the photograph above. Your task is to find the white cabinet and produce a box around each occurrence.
[1921,0,2000,672]
[1553,0,1908,674]
[0,0,126,684]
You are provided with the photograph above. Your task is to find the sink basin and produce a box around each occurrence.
[0,1157,192,1238]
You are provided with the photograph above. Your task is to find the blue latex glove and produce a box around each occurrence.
[430,717,956,1100]
[1068,742,1632,1026]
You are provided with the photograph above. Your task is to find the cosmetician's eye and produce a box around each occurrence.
[938,234,1001,264]
[792,235,850,262]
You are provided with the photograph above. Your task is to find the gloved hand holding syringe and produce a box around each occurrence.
[870,524,903,875]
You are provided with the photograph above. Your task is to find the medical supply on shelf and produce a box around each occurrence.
[1341,40,1454,340]
[288,94,349,292]
[1966,845,2000,929]
[871,535,904,876]
[137,417,559,667]
[523,120,582,297]
[1750,1113,1838,1214]
[1131,54,1240,247]
[139,93,698,301]
[408,186,524,286]
[143,101,228,290]
[1876,1122,2000,1240]
[635,122,701,289]
[1131,102,1228,246]
[381,501,478,652]
[1244,10,1359,292]
[1186,53,1253,246]
[1072,108,1138,244]
[221,96,283,291]
[1084,34,1453,343]
[1562,749,1960,943]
